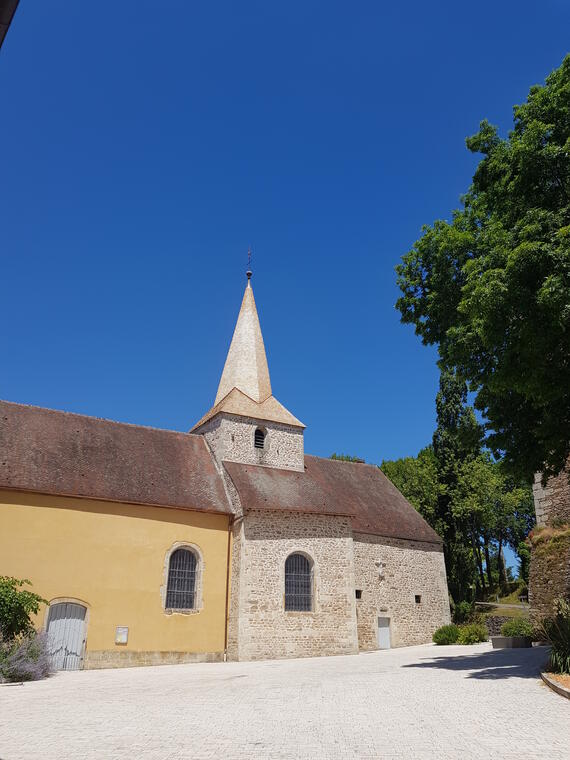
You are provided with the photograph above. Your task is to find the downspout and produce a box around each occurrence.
[223,515,233,662]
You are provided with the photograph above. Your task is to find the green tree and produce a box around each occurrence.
[380,446,438,525]
[0,577,47,642]
[431,370,483,603]
[455,455,534,593]
[395,56,570,482]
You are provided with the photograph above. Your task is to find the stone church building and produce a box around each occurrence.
[0,273,450,668]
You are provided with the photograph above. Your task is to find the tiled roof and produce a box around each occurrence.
[191,388,305,431]
[223,455,443,545]
[0,400,232,514]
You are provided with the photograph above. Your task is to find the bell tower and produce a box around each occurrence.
[192,270,305,472]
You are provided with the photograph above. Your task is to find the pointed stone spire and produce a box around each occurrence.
[214,272,272,405]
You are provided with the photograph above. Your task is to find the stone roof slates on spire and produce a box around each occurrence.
[193,275,304,430]
[215,280,272,405]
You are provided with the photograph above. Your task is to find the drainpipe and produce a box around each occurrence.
[223,515,233,662]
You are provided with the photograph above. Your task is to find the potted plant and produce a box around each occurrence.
[491,617,534,648]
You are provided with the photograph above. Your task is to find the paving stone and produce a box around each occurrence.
[0,643,567,760]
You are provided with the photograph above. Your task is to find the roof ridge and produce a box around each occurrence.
[304,453,378,471]
[0,399,196,439]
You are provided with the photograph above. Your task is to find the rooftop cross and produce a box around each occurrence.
[246,246,252,284]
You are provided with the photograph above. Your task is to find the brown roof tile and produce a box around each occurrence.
[223,455,443,545]
[0,400,231,515]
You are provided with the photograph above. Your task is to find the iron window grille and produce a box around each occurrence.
[166,548,197,610]
[285,553,313,611]
[254,428,266,448]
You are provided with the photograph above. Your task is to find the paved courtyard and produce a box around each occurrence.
[1,643,568,759]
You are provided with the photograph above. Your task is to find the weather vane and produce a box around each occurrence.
[247,246,253,280]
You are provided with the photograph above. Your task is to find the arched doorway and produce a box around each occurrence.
[46,601,88,670]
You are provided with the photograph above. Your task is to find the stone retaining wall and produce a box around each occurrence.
[529,535,570,623]
[484,616,512,637]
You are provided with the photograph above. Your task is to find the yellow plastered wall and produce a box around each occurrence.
[0,489,230,655]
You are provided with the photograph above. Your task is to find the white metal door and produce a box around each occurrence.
[46,602,87,671]
[377,617,391,649]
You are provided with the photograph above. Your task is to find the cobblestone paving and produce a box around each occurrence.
[1,643,568,759]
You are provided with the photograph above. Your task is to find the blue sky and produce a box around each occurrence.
[1,3,568,567]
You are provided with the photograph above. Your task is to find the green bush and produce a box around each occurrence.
[540,598,570,674]
[500,618,534,638]
[0,632,52,683]
[453,601,473,624]
[0,577,47,642]
[433,624,460,645]
[457,623,488,644]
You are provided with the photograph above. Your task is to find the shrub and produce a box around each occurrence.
[0,577,47,642]
[0,632,52,683]
[433,624,460,645]
[500,618,534,638]
[540,598,570,674]
[457,623,488,644]
[453,601,473,624]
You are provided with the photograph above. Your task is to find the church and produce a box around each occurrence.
[0,272,450,669]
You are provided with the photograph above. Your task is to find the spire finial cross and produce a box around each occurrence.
[246,246,253,281]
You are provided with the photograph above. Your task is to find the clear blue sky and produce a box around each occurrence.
[1,3,568,477]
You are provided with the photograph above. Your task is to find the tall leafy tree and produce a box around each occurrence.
[395,56,570,482]
[380,446,438,525]
[431,370,482,602]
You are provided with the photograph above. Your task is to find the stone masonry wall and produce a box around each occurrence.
[533,468,570,527]
[233,510,359,661]
[529,535,570,623]
[530,465,570,621]
[198,414,304,472]
[84,650,223,669]
[353,534,450,649]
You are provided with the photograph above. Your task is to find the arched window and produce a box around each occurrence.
[254,427,266,449]
[165,548,197,610]
[285,553,313,611]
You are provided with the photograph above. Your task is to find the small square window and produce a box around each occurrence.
[415,595,422,604]
[355,589,362,600]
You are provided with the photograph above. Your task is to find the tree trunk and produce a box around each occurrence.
[497,539,509,593]
[470,530,486,595]
[483,537,493,588]
[476,546,486,594]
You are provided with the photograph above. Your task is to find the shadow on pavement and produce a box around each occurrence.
[403,646,550,680]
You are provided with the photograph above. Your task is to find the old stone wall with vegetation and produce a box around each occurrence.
[353,533,450,649]
[530,466,570,621]
[529,528,570,623]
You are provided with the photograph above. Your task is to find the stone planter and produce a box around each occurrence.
[491,636,533,649]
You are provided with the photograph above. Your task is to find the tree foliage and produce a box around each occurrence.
[0,577,47,643]
[396,56,570,481]
[380,446,438,524]
[381,370,534,602]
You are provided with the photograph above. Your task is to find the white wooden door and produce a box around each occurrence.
[46,602,87,671]
[377,617,391,649]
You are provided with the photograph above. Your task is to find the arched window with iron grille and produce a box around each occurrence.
[165,548,197,610]
[284,553,313,611]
